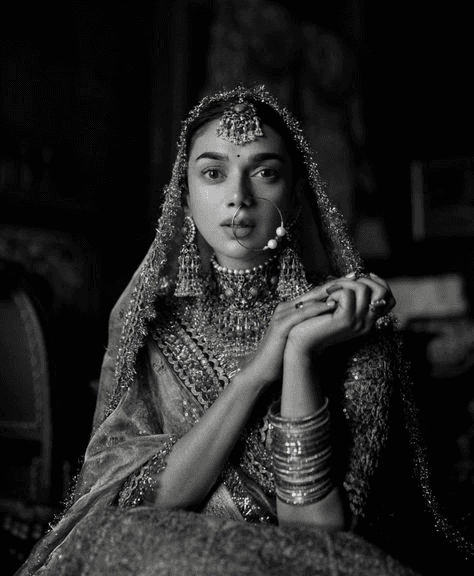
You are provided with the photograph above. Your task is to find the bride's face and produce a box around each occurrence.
[186,118,295,269]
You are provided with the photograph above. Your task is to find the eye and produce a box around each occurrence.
[202,168,224,181]
[254,167,280,180]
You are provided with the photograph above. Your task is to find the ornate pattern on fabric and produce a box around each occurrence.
[341,315,396,518]
[150,286,399,524]
[221,466,276,524]
[37,507,423,576]
[152,299,278,520]
[117,435,178,508]
[152,302,230,409]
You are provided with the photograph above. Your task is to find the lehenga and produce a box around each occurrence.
[15,86,474,576]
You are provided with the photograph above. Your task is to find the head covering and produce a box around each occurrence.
[107,84,365,417]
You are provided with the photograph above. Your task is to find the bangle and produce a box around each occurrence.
[269,398,334,506]
[269,397,329,428]
[276,477,335,506]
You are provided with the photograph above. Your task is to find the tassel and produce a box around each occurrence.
[277,244,311,301]
[174,216,205,297]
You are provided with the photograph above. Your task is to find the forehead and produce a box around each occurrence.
[189,118,289,160]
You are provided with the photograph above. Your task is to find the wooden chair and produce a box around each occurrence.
[0,263,52,508]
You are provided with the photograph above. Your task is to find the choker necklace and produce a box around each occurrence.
[210,254,279,307]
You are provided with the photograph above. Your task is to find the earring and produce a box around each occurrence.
[174,216,205,297]
[277,232,311,301]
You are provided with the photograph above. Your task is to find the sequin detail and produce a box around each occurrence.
[152,298,278,518]
[117,435,178,508]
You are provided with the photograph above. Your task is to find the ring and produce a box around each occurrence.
[295,301,304,310]
[369,298,387,313]
[232,198,285,252]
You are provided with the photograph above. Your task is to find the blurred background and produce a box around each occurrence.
[1,0,473,571]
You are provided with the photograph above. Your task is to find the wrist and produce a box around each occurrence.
[284,344,313,367]
[233,366,272,397]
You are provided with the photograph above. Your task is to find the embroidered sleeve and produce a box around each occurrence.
[117,435,178,508]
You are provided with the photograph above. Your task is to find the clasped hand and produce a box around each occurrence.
[242,272,395,389]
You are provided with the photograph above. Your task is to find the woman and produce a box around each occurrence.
[16,86,473,575]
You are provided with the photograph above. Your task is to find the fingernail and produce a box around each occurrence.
[326,300,336,307]
[345,271,356,278]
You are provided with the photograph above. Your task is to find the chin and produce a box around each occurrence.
[214,245,270,269]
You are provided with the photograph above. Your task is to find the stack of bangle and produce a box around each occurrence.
[269,397,334,506]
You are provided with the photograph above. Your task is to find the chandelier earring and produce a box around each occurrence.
[276,208,311,300]
[174,215,205,297]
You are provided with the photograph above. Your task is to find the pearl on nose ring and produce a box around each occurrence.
[231,197,287,252]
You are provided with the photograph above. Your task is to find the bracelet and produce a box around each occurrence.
[269,397,329,429]
[271,432,332,457]
[269,398,334,506]
[276,477,335,506]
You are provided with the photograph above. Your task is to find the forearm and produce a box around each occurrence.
[277,348,347,530]
[280,349,324,417]
[156,370,264,509]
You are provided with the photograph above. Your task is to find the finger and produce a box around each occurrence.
[282,284,333,312]
[290,298,336,316]
[280,298,336,325]
[325,285,358,316]
[369,272,390,290]
[330,276,395,315]
[326,283,373,329]
[325,279,370,300]
[356,276,396,313]
[354,277,389,304]
[370,274,396,310]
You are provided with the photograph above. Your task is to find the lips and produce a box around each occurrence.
[220,218,255,228]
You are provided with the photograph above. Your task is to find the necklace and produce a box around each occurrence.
[205,254,280,359]
[174,254,281,380]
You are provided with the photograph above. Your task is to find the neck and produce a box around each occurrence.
[209,253,279,306]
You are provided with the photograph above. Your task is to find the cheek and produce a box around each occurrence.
[189,189,213,218]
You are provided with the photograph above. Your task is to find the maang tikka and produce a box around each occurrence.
[217,100,263,145]
[174,215,205,297]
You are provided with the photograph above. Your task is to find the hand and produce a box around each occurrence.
[285,272,395,357]
[240,284,337,389]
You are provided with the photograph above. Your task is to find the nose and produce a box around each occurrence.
[226,173,254,208]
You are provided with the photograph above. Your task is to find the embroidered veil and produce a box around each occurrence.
[15,85,474,576]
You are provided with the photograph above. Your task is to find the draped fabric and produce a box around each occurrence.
[15,85,474,576]
[16,308,418,576]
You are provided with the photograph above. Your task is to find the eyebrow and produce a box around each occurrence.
[194,152,286,163]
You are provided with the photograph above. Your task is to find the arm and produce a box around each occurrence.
[277,347,347,530]
[276,273,394,529]
[155,367,266,509]
[149,287,336,511]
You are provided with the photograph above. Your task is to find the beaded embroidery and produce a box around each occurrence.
[117,435,178,508]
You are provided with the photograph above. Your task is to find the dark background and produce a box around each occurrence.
[1,2,473,570]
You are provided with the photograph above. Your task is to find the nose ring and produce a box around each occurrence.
[231,197,286,252]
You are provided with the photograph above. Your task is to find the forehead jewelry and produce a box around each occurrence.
[216,100,264,145]
[231,197,286,252]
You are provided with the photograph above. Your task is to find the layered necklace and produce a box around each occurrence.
[208,253,280,354]
[179,253,282,378]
